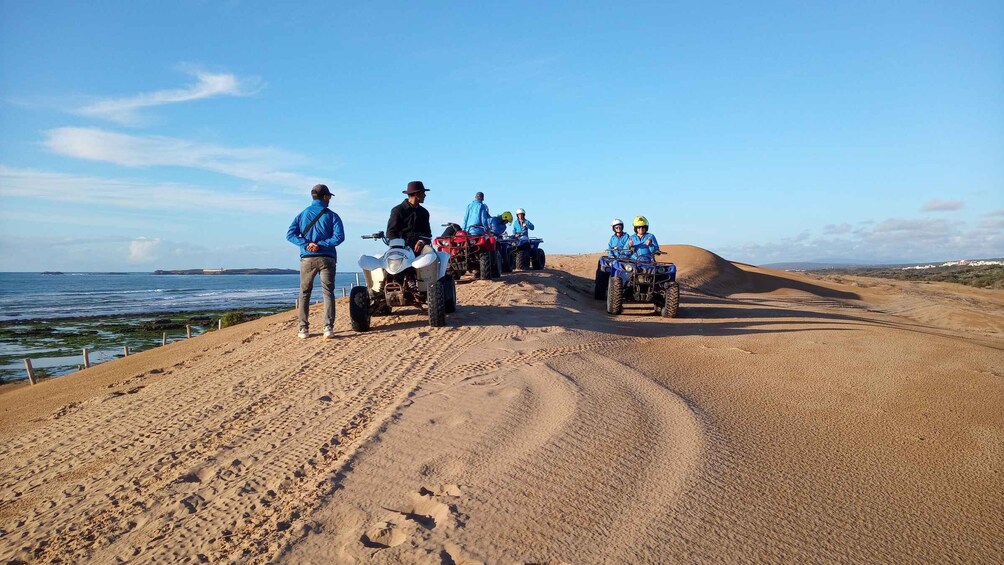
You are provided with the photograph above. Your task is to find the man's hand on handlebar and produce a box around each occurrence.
[414,240,426,254]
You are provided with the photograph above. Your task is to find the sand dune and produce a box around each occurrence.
[1,247,1001,563]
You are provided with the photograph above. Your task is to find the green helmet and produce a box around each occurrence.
[500,211,513,223]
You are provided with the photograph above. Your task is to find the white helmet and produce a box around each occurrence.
[611,218,623,227]
[516,208,526,215]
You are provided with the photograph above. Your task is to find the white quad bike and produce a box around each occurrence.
[349,231,457,331]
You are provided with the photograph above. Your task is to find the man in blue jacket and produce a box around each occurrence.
[463,192,492,235]
[286,184,345,339]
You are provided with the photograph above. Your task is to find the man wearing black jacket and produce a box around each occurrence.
[387,181,432,254]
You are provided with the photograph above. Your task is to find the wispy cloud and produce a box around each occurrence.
[43,127,312,189]
[76,68,263,125]
[719,216,1003,264]
[0,165,297,213]
[822,223,851,235]
[921,199,964,212]
[128,237,161,263]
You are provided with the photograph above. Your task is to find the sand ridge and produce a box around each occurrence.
[1,247,1002,563]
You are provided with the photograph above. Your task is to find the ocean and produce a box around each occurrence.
[0,272,362,321]
[0,271,363,381]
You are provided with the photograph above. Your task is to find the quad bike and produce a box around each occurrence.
[504,236,546,271]
[434,224,501,280]
[593,246,633,299]
[349,232,456,331]
[604,252,680,318]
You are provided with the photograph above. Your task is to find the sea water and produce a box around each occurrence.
[0,272,362,321]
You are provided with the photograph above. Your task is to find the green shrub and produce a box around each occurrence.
[219,311,248,328]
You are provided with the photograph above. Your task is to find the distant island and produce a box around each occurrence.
[153,268,298,275]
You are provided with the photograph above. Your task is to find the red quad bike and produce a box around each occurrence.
[434,224,502,280]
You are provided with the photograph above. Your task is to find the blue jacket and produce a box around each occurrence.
[608,234,631,258]
[513,218,534,243]
[287,200,345,260]
[488,216,508,236]
[463,200,492,235]
[629,233,659,261]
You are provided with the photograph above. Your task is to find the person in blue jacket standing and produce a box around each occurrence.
[286,184,345,339]
[463,192,492,235]
[512,207,534,243]
[628,215,659,262]
[607,218,631,258]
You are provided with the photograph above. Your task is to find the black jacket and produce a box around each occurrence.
[387,199,432,247]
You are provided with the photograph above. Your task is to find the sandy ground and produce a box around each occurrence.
[1,245,1001,564]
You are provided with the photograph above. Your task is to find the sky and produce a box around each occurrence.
[1,0,1002,271]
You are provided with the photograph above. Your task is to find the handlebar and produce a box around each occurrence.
[361,231,386,240]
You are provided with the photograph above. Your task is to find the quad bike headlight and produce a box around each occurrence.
[387,251,405,272]
[622,263,634,272]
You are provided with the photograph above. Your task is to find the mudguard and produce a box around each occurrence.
[412,252,438,270]
[358,254,383,272]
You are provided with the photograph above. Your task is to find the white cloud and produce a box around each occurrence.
[921,199,964,212]
[128,237,161,263]
[0,166,297,213]
[719,216,1003,264]
[988,209,1004,217]
[76,68,263,126]
[822,223,852,235]
[43,127,315,189]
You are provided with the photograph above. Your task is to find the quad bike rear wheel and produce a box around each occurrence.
[349,286,371,332]
[428,279,446,327]
[532,249,546,270]
[606,275,623,315]
[593,264,608,300]
[661,282,680,318]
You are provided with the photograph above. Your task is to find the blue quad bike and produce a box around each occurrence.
[595,251,680,317]
[499,236,546,272]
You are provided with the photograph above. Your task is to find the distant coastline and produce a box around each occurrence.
[153,268,298,275]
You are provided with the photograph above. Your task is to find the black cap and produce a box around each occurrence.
[311,184,332,198]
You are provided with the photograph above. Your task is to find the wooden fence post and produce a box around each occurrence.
[355,273,361,286]
[82,348,91,369]
[24,359,37,385]
[186,325,192,338]
[218,319,223,330]
[123,345,130,356]
[162,333,167,346]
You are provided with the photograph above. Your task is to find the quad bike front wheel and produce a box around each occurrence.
[441,275,457,313]
[427,279,447,327]
[661,282,680,318]
[514,249,529,271]
[606,275,623,315]
[490,250,503,278]
[479,252,493,280]
[349,286,371,332]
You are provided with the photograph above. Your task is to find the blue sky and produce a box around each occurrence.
[1,0,1001,271]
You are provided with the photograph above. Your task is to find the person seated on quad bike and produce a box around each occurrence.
[463,191,492,235]
[608,218,631,258]
[512,208,535,243]
[387,181,433,254]
[628,215,660,261]
[489,210,512,237]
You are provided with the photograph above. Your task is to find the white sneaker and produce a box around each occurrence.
[298,330,308,339]
[323,328,334,339]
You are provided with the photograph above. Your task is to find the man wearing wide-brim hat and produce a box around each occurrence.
[387,181,432,254]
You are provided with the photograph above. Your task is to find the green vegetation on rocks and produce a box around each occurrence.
[812,264,1004,290]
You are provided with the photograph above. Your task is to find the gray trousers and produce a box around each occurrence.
[298,256,336,330]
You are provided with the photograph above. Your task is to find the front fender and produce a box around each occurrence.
[359,254,383,272]
[412,252,438,270]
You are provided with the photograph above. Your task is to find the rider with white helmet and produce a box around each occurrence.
[608,218,631,258]
[628,215,660,261]
[512,207,534,244]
